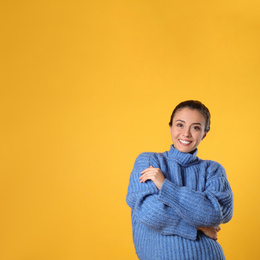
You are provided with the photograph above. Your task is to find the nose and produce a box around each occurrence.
[182,127,191,137]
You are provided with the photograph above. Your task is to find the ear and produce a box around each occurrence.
[201,132,207,140]
[169,125,172,134]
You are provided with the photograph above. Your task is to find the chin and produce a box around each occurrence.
[177,146,195,153]
[181,149,192,153]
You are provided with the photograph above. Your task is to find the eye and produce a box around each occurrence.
[193,126,201,131]
[176,123,184,128]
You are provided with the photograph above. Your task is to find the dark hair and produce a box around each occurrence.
[169,100,211,132]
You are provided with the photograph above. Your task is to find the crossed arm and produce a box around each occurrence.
[140,166,221,240]
[127,153,233,241]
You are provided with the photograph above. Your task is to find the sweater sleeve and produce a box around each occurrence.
[157,161,233,227]
[126,153,197,240]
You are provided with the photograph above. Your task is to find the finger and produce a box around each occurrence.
[210,231,218,240]
[139,174,149,182]
[140,173,155,180]
[141,171,157,177]
[141,167,152,174]
[141,168,157,174]
[140,176,151,183]
[140,173,156,182]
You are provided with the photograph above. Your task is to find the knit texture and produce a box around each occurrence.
[126,145,233,260]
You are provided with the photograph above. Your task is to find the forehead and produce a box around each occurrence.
[174,108,206,123]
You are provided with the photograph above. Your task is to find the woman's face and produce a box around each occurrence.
[169,108,207,153]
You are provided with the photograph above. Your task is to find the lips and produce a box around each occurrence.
[179,139,192,145]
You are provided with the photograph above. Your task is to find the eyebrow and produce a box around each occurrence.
[175,119,202,125]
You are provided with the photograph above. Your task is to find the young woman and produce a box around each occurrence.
[126,100,233,260]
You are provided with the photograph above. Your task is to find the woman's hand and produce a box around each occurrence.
[139,166,165,190]
[197,226,221,240]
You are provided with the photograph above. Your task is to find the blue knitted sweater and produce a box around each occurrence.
[126,145,233,260]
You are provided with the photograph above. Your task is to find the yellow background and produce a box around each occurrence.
[1,1,260,259]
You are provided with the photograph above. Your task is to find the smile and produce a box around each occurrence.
[179,139,192,145]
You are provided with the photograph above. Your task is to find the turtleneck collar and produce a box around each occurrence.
[166,145,200,166]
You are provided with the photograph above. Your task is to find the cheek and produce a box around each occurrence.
[193,132,203,141]
[172,131,180,138]
[198,134,205,142]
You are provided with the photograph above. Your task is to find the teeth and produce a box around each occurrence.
[180,140,191,144]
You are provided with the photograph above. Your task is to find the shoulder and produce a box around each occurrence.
[200,159,227,179]
[200,160,232,193]
[133,152,163,168]
[134,152,153,163]
[132,152,153,168]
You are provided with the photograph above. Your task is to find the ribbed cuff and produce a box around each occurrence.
[158,179,179,208]
[158,179,197,240]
